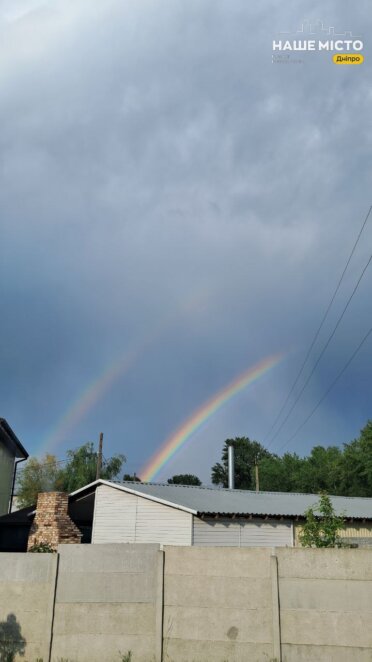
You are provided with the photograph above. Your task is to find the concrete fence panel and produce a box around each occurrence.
[0,544,371,661]
[277,548,372,662]
[51,543,162,662]
[163,546,276,662]
[0,553,57,661]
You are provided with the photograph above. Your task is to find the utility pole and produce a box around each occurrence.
[255,455,260,493]
[96,432,103,480]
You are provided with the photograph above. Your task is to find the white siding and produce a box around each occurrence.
[92,485,137,543]
[92,484,192,546]
[192,518,241,547]
[240,519,292,547]
[193,517,293,547]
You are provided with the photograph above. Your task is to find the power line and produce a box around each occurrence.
[266,206,372,449]
[264,205,372,447]
[276,323,372,454]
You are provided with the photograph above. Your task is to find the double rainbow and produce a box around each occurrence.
[140,353,283,482]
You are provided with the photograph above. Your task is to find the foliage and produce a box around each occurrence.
[17,443,126,506]
[211,437,271,489]
[59,443,125,493]
[338,421,372,496]
[16,454,64,508]
[28,542,55,553]
[167,474,202,486]
[299,493,345,548]
[119,652,132,662]
[123,474,141,482]
[210,421,372,497]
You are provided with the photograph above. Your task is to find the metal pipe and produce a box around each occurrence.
[228,445,235,490]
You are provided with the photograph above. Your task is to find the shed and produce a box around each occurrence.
[71,480,372,548]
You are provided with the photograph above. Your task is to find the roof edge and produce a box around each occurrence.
[0,418,28,459]
[70,479,198,515]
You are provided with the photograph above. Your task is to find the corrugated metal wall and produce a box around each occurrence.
[193,517,293,547]
[92,484,192,546]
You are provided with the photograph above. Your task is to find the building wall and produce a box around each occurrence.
[0,443,14,516]
[193,516,293,547]
[294,521,372,547]
[92,484,193,546]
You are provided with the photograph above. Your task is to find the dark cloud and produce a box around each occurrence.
[1,0,371,482]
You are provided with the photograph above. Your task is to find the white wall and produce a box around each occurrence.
[193,517,293,547]
[92,484,192,546]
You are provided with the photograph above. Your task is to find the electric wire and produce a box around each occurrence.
[267,249,372,449]
[276,323,372,454]
[264,205,372,445]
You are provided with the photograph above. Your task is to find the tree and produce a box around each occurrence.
[167,474,202,486]
[339,421,372,497]
[123,474,141,482]
[59,443,125,493]
[17,454,64,508]
[17,443,126,506]
[211,437,271,489]
[299,493,345,548]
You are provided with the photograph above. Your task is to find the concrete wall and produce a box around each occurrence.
[0,545,371,661]
[277,547,372,662]
[0,553,57,661]
[163,546,276,662]
[52,543,163,662]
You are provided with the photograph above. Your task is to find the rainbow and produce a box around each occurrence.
[37,292,208,456]
[140,353,284,481]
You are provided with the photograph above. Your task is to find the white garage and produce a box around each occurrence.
[71,480,296,547]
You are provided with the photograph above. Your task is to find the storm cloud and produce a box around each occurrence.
[1,0,371,482]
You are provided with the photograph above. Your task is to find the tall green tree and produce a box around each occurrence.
[339,421,372,497]
[59,443,125,493]
[258,452,304,492]
[17,454,64,508]
[17,443,126,506]
[211,437,271,489]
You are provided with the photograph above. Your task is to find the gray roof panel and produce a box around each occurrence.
[115,481,372,519]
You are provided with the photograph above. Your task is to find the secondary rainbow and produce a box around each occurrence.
[36,293,206,457]
[140,353,283,482]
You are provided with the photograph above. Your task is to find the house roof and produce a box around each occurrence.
[0,418,28,460]
[71,480,372,520]
[0,505,34,525]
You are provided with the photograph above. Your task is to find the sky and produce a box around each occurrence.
[1,0,371,484]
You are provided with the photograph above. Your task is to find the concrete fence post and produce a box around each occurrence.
[47,552,60,662]
[155,549,165,661]
[270,552,282,662]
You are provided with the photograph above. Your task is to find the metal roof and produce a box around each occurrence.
[91,480,372,519]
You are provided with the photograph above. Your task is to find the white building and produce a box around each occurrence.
[68,479,372,548]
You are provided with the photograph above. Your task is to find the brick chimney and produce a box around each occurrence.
[27,492,82,551]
